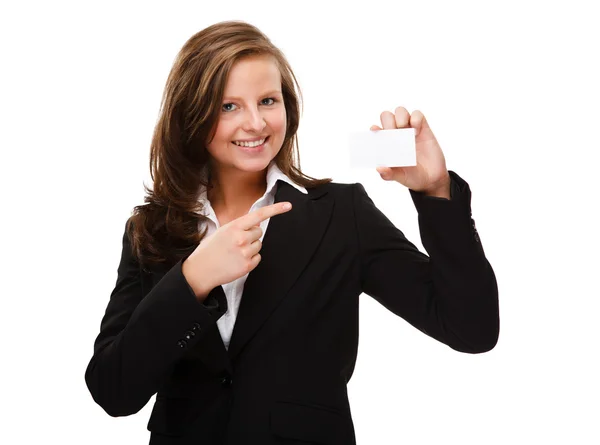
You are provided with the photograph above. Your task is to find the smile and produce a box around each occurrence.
[231,136,270,153]
[232,136,269,147]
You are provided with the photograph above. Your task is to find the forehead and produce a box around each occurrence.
[223,55,282,97]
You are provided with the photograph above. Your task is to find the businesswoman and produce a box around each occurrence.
[85,20,500,445]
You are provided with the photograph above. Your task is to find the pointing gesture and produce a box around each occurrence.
[236,202,292,231]
[182,202,293,300]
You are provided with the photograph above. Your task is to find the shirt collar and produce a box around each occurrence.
[197,160,308,205]
[265,160,308,196]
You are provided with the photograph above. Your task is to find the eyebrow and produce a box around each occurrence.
[222,90,283,101]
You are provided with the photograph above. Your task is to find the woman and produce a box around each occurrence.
[85,20,499,445]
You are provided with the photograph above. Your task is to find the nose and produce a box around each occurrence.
[242,106,267,133]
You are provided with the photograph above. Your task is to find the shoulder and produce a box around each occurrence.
[305,180,357,196]
[280,179,362,203]
[306,181,367,207]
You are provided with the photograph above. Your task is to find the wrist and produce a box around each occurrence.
[182,257,214,301]
[423,174,451,199]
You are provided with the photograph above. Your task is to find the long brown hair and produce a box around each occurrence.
[127,20,332,272]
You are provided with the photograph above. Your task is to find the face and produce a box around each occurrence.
[206,55,287,182]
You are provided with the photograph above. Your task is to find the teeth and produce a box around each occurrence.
[233,138,266,147]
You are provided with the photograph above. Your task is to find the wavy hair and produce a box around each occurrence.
[127,20,332,272]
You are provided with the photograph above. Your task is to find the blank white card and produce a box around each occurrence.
[348,128,416,168]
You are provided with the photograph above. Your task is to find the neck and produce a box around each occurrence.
[207,164,268,214]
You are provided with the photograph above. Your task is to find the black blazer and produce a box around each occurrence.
[85,170,499,445]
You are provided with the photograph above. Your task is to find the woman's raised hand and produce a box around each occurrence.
[372,107,450,197]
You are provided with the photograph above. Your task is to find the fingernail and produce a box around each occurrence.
[283,203,292,210]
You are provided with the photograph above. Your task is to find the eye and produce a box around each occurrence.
[221,97,278,113]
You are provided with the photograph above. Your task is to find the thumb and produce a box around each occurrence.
[376,166,395,181]
[377,166,410,184]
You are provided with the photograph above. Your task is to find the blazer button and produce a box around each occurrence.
[177,339,187,348]
[192,322,201,331]
[184,330,195,340]
[220,376,232,387]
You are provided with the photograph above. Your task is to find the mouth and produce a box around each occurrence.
[232,136,270,152]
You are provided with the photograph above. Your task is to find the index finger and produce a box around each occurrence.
[237,202,292,230]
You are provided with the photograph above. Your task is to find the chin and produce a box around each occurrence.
[231,156,273,171]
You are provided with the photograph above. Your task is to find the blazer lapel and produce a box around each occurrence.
[227,180,333,362]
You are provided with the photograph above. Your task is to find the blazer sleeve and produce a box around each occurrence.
[353,170,499,353]
[84,219,227,417]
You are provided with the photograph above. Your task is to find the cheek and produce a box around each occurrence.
[205,124,231,157]
[273,109,287,135]
[214,123,235,145]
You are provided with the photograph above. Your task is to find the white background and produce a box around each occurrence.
[2,0,599,443]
